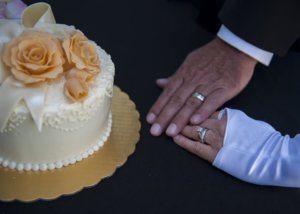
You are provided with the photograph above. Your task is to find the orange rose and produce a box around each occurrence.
[3,30,65,84]
[66,67,94,84]
[62,31,100,75]
[64,77,89,102]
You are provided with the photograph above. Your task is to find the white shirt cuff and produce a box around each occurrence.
[217,25,273,66]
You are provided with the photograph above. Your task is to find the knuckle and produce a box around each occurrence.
[163,78,183,96]
[172,116,187,129]
[220,122,226,133]
[216,120,226,133]
[217,78,238,90]
[186,97,199,107]
[214,122,222,131]
[149,104,161,115]
[215,79,227,87]
[213,136,223,150]
[170,95,185,106]
[156,111,173,124]
[214,79,235,92]
[197,107,210,119]
[193,143,203,155]
[207,130,214,139]
[204,99,220,112]
[183,70,197,81]
[150,101,166,115]
[163,87,174,97]
[212,134,220,143]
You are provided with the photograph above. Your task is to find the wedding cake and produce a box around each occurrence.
[0,3,115,171]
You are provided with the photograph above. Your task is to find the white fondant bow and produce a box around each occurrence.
[0,2,57,132]
[0,76,47,131]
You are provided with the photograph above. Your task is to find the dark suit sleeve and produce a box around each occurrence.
[219,0,300,56]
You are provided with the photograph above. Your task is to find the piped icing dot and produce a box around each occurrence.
[55,161,63,169]
[62,160,69,167]
[39,164,47,171]
[17,163,24,171]
[32,164,39,171]
[24,163,32,171]
[82,152,88,159]
[47,163,55,170]
[69,158,76,165]
[93,145,99,151]
[88,149,94,155]
[8,161,16,169]
[3,160,9,167]
[76,155,82,162]
[1,112,27,133]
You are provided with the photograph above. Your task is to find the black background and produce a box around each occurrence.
[1,0,300,213]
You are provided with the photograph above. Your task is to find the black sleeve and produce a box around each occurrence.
[219,0,300,56]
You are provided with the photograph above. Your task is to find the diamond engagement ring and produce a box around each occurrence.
[197,127,208,144]
[192,92,206,102]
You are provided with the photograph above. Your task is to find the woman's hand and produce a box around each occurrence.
[147,38,256,137]
[173,111,227,163]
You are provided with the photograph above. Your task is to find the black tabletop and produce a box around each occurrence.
[2,0,300,213]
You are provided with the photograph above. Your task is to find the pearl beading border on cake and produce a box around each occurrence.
[0,113,112,171]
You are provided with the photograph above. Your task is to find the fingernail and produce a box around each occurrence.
[146,113,156,124]
[166,123,178,136]
[156,78,167,83]
[150,123,162,136]
[191,114,202,124]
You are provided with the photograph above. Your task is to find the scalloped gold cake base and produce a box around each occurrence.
[0,86,140,202]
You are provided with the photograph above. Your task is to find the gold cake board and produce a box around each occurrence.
[0,86,141,202]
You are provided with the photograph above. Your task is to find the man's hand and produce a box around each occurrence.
[147,38,257,136]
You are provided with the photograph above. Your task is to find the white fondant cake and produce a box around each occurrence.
[0,3,115,171]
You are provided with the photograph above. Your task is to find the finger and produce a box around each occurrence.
[181,125,214,144]
[217,109,227,121]
[220,110,227,122]
[200,118,220,131]
[156,78,169,88]
[210,111,220,119]
[201,119,225,146]
[216,110,228,135]
[173,135,216,163]
[165,84,215,137]
[190,89,228,125]
[150,83,195,136]
[147,77,183,124]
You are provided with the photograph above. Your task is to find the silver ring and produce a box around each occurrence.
[192,92,206,102]
[197,127,208,144]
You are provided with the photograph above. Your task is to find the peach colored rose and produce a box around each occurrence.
[3,30,65,84]
[64,77,88,102]
[62,31,100,75]
[66,67,94,84]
